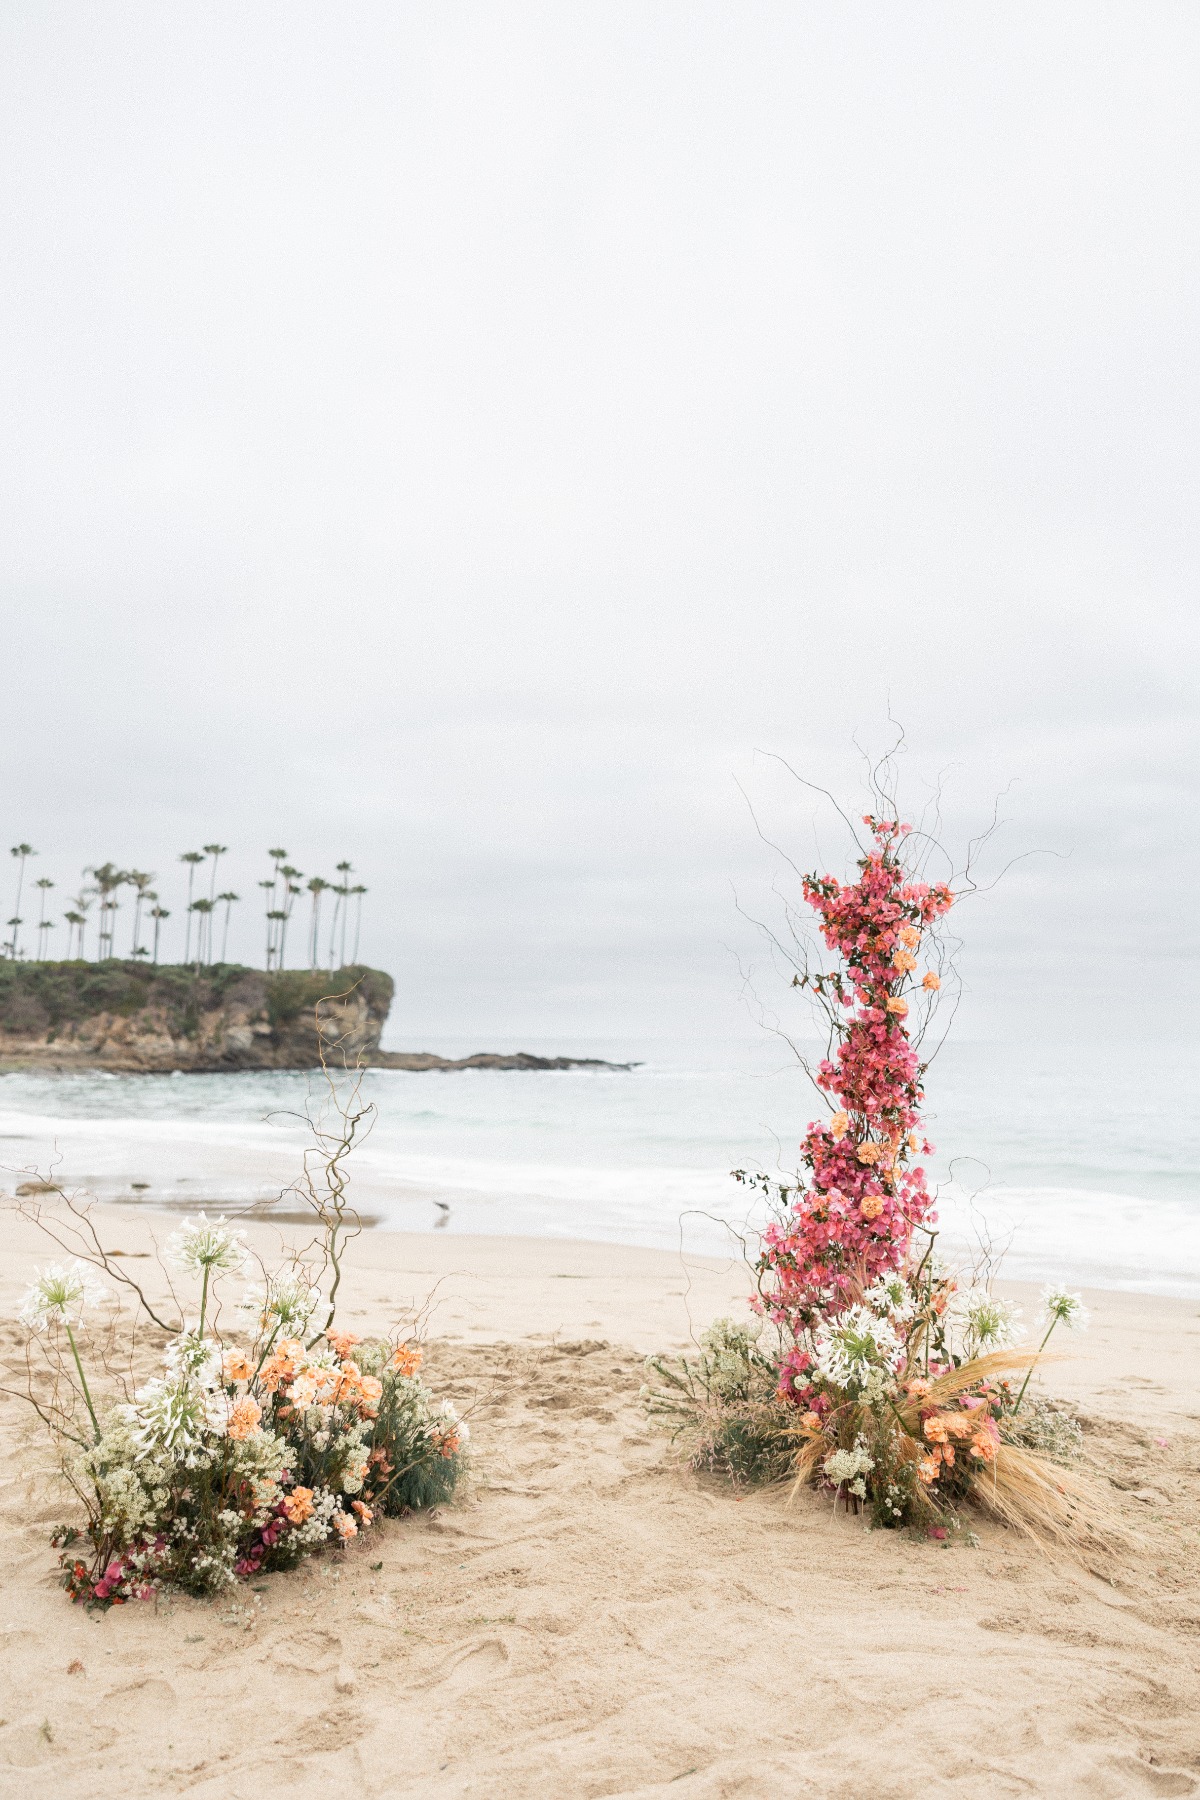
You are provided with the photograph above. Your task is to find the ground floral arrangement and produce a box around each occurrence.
[8,1065,468,1608]
[645,809,1101,1544]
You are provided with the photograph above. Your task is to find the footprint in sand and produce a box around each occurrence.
[433,1638,509,1691]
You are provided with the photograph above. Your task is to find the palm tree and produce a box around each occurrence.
[350,884,367,964]
[306,876,329,968]
[33,877,55,962]
[8,843,35,958]
[204,844,228,906]
[216,891,239,963]
[258,879,276,967]
[190,897,216,967]
[126,870,155,958]
[265,849,288,968]
[66,889,94,960]
[179,852,205,963]
[87,863,125,961]
[328,861,353,968]
[275,866,303,969]
[150,903,170,966]
[63,909,86,960]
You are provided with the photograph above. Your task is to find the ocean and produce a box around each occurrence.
[1,1034,1196,1297]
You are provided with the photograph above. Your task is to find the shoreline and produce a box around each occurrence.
[1,1207,1198,1794]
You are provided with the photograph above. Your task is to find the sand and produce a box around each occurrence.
[1,1205,1199,1798]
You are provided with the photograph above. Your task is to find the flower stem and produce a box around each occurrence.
[1012,1319,1058,1414]
[198,1266,210,1335]
[66,1322,101,1442]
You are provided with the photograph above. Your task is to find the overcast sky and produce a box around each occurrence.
[1,5,1195,1043]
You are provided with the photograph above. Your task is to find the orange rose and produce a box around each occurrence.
[856,1142,880,1165]
[886,996,909,1017]
[391,1343,424,1377]
[860,1195,884,1221]
[923,972,941,991]
[829,1111,849,1141]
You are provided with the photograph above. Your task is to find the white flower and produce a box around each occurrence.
[163,1329,223,1389]
[18,1260,108,1332]
[1041,1284,1089,1333]
[128,1375,228,1457]
[945,1286,1024,1358]
[814,1305,902,1391]
[863,1273,914,1322]
[238,1271,323,1336]
[436,1399,469,1445]
[165,1213,247,1279]
[823,1439,875,1486]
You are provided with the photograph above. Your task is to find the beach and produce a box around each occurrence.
[2,1207,1198,1798]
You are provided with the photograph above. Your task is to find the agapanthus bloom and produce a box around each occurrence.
[19,1261,108,1332]
[1040,1284,1089,1332]
[945,1287,1024,1359]
[239,1271,323,1336]
[813,1305,902,1391]
[166,1213,247,1279]
[128,1374,229,1457]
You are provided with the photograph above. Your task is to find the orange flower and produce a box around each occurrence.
[799,1411,822,1433]
[357,1375,383,1415]
[856,1142,880,1165]
[899,925,920,949]
[859,1195,884,1221]
[905,1377,931,1398]
[891,949,917,973]
[829,1111,849,1141]
[917,1456,939,1485]
[227,1397,262,1440]
[283,1485,315,1525]
[391,1342,424,1377]
[885,996,909,1017]
[326,1329,362,1360]
[332,1511,358,1540]
[223,1350,253,1383]
[922,972,940,991]
[351,1500,373,1524]
[907,1131,919,1151]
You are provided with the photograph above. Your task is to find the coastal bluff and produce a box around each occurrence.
[0,962,634,1074]
[0,961,393,1072]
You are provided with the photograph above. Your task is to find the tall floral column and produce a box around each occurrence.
[757,816,954,1354]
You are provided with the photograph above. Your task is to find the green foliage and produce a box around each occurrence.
[266,966,394,1029]
[643,1318,795,1487]
[1001,1397,1084,1465]
[0,960,393,1051]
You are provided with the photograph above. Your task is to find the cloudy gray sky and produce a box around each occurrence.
[1,5,1195,1043]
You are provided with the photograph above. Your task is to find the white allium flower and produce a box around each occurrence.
[238,1271,323,1336]
[1041,1285,1089,1332]
[863,1273,915,1321]
[165,1213,247,1279]
[18,1260,109,1332]
[164,1329,223,1389]
[814,1305,902,1391]
[128,1374,228,1457]
[946,1286,1024,1358]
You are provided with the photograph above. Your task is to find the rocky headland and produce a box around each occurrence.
[0,962,632,1073]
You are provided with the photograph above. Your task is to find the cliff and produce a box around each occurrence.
[0,962,393,1072]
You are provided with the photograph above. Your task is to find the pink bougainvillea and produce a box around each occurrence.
[756,815,953,1352]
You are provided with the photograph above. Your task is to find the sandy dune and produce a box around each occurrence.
[1,1211,1198,1798]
